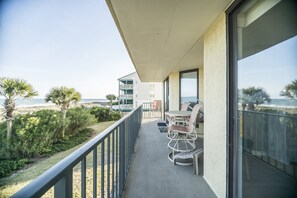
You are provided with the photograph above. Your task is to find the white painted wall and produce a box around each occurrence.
[203,14,227,198]
[133,74,162,108]
[168,72,180,111]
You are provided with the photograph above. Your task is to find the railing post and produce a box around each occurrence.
[81,157,87,198]
[119,122,125,197]
[116,127,119,197]
[112,130,115,198]
[107,135,111,198]
[54,169,73,198]
[93,147,97,197]
[101,141,105,198]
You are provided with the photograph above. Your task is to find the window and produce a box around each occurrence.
[179,70,198,107]
[163,78,169,114]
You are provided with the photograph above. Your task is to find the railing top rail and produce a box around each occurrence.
[12,105,142,198]
[240,110,297,119]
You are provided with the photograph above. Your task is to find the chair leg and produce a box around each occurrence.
[173,150,176,165]
[193,154,199,175]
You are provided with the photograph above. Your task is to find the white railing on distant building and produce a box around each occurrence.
[119,104,134,110]
[119,84,133,89]
[119,94,133,99]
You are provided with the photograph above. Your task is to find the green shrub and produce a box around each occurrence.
[90,107,122,122]
[110,111,121,120]
[66,107,96,137]
[0,159,30,179]
[8,110,64,158]
[0,122,8,158]
[90,107,111,122]
[51,128,93,153]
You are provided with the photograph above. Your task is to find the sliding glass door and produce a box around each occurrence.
[230,0,297,197]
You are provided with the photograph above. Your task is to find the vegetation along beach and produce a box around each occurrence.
[0,77,121,197]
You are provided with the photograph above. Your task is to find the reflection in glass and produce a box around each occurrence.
[235,0,297,197]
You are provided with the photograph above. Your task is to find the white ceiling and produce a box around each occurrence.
[107,0,232,82]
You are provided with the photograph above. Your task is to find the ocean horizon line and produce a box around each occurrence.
[0,98,109,108]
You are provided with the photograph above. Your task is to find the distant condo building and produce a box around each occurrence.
[118,72,162,112]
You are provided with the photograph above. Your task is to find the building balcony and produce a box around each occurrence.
[119,84,133,90]
[119,94,133,100]
[119,104,134,110]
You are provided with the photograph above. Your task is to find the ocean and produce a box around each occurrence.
[0,98,109,108]
[181,97,297,107]
[267,99,297,107]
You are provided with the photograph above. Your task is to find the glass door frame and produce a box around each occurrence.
[226,0,250,197]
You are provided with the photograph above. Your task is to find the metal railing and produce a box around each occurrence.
[119,104,134,110]
[142,102,162,119]
[119,85,133,90]
[12,106,143,198]
[119,94,133,99]
[240,110,297,179]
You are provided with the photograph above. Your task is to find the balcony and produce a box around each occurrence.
[12,106,215,198]
[119,104,134,110]
[123,119,214,198]
[119,94,133,100]
[119,85,133,90]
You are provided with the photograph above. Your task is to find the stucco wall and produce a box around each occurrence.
[199,66,204,102]
[203,14,227,198]
[168,72,180,111]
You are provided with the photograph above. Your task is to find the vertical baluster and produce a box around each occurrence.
[119,123,125,197]
[255,113,258,158]
[112,129,115,198]
[107,135,111,198]
[126,119,129,174]
[54,169,73,198]
[101,141,105,198]
[116,127,119,197]
[274,116,277,167]
[283,115,287,172]
[81,157,86,198]
[127,118,130,165]
[93,147,97,197]
[261,115,265,160]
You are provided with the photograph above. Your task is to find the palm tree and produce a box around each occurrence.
[240,87,271,111]
[280,79,297,99]
[106,94,116,109]
[45,87,81,138]
[0,77,38,143]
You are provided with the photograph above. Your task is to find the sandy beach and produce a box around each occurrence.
[0,102,107,122]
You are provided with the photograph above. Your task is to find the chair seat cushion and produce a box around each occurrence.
[169,125,192,133]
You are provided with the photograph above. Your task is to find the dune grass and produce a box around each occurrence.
[0,121,116,198]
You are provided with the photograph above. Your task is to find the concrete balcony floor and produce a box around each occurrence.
[123,119,216,198]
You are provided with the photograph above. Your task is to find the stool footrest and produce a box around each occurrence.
[174,148,203,159]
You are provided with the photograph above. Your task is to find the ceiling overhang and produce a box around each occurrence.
[106,0,232,82]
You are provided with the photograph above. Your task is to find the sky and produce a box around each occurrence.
[238,35,297,99]
[0,0,135,99]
